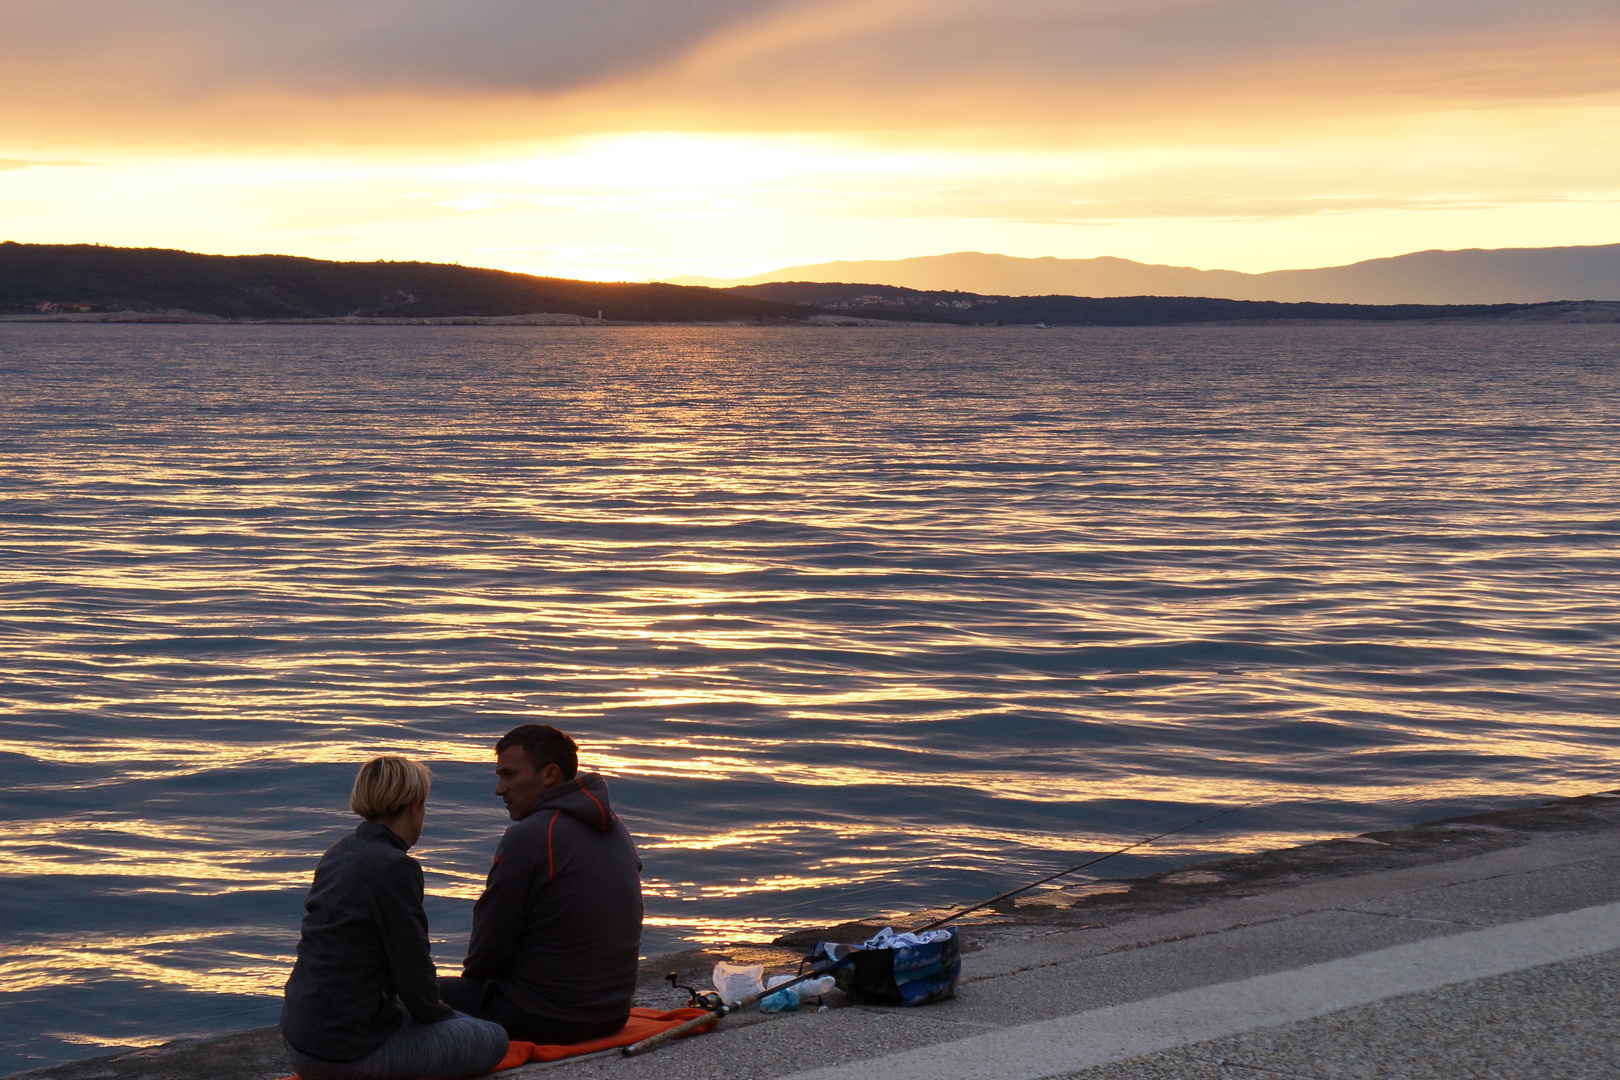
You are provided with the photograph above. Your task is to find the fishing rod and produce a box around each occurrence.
[909,802,1249,933]
[625,802,1247,1057]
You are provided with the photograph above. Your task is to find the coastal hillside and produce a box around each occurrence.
[3,242,1599,326]
[727,281,1568,325]
[678,244,1620,305]
[0,243,816,322]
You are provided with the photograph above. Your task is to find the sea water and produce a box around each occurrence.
[1,322,1617,1069]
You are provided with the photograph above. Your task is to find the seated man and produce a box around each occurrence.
[439,724,644,1044]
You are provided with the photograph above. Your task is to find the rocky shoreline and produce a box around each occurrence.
[646,787,1620,1004]
[4,302,1618,327]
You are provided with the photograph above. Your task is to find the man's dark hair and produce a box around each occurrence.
[496,724,579,780]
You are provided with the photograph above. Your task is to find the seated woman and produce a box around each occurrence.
[281,757,509,1080]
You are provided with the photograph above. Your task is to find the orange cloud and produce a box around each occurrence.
[2,0,1616,147]
[581,0,1620,138]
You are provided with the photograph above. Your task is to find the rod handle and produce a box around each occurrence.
[621,1010,721,1057]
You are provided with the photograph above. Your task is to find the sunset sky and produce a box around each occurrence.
[2,0,1617,281]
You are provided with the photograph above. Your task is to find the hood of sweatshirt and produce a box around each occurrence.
[524,772,619,832]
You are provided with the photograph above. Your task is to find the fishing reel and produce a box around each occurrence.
[666,972,723,1011]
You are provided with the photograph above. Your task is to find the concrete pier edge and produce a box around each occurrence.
[10,788,1620,1080]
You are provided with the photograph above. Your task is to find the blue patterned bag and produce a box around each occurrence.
[806,926,960,1006]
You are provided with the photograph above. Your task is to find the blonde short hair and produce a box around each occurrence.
[350,756,432,820]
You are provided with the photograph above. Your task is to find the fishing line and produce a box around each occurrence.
[908,802,1249,933]
[676,803,1249,934]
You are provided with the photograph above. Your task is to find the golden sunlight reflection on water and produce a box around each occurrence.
[0,931,294,996]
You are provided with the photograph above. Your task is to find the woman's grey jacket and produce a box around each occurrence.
[280,821,455,1062]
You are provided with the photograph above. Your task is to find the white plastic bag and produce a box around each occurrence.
[798,975,836,997]
[711,962,764,1006]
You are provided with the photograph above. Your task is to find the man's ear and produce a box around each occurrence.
[540,763,564,788]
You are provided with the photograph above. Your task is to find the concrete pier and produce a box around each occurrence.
[12,792,1619,1080]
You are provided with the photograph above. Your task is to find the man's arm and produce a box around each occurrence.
[463,825,538,981]
[373,857,456,1024]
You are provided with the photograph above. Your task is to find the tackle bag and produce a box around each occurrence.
[805,926,960,1007]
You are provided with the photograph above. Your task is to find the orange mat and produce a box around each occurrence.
[276,1008,719,1079]
[494,1007,717,1067]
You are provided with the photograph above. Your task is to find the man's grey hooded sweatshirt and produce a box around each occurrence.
[464,773,643,1025]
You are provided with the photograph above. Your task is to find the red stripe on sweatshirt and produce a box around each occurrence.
[546,811,560,881]
[575,778,610,829]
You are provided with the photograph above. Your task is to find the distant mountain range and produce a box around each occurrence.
[723,281,1603,327]
[674,244,1620,304]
